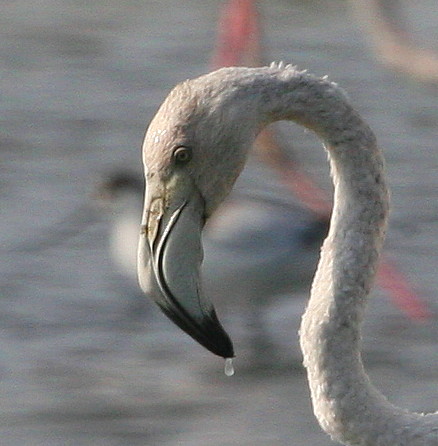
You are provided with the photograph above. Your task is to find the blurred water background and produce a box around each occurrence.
[1,1,438,445]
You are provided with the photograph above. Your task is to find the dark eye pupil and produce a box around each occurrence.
[177,152,188,161]
[174,147,192,165]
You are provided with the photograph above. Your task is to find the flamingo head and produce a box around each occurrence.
[138,67,267,358]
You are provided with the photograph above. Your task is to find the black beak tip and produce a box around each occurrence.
[202,316,235,358]
[160,305,235,358]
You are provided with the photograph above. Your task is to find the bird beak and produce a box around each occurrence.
[138,173,234,358]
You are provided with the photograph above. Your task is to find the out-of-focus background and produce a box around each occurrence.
[1,1,437,445]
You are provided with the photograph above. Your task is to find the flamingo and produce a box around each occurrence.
[137,64,438,445]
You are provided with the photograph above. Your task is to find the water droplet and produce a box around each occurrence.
[224,358,234,377]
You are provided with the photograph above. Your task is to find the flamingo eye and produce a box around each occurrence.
[173,146,192,165]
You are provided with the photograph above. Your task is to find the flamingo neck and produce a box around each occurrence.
[222,65,437,444]
[258,71,438,444]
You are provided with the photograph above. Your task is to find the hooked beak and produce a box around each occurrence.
[138,173,234,358]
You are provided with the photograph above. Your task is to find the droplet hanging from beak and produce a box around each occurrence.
[224,358,235,377]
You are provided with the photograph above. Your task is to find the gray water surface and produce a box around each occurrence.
[1,1,438,445]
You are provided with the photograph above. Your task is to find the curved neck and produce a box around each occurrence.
[247,67,436,445]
